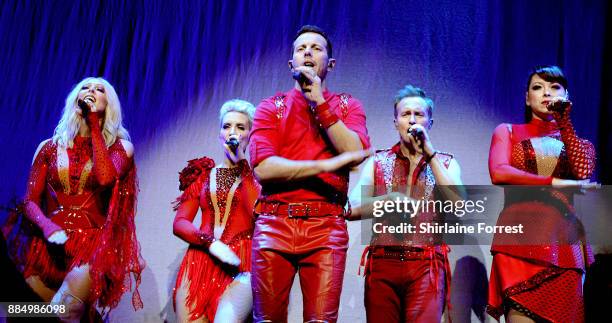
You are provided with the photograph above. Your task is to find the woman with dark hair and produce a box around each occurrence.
[3,77,144,322]
[172,99,260,323]
[487,66,597,322]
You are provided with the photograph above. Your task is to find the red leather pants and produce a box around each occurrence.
[251,214,348,323]
[365,256,446,323]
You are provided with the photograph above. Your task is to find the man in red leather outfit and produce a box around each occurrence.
[349,85,463,322]
[249,25,370,322]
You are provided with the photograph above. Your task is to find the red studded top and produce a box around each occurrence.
[489,117,595,185]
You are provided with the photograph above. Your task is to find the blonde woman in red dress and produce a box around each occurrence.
[5,77,143,322]
[173,99,260,323]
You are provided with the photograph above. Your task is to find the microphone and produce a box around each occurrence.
[292,70,311,85]
[408,127,425,142]
[546,99,571,113]
[226,137,239,151]
[77,98,94,116]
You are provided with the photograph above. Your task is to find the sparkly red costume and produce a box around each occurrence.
[172,158,259,321]
[487,117,596,322]
[249,88,370,322]
[361,143,452,322]
[3,113,143,314]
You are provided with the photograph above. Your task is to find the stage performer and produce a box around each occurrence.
[3,77,143,322]
[487,65,598,323]
[348,85,463,322]
[173,99,260,323]
[249,25,371,322]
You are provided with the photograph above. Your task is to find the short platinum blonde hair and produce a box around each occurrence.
[218,99,256,129]
[52,77,130,148]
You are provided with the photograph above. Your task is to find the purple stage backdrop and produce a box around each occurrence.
[1,1,610,322]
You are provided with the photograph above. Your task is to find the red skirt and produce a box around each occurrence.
[487,253,584,322]
[24,228,102,292]
[174,238,252,321]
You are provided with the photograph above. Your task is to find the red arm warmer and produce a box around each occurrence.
[87,113,132,186]
[23,141,62,238]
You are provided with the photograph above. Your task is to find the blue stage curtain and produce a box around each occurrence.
[0,1,608,321]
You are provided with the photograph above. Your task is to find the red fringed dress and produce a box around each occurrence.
[173,158,259,321]
[487,117,596,322]
[3,118,143,315]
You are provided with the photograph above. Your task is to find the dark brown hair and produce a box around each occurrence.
[293,25,333,57]
[524,65,568,122]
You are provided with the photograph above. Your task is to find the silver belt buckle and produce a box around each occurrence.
[287,203,309,218]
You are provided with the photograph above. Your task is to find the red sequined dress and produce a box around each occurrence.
[487,117,596,322]
[3,116,143,315]
[172,158,259,321]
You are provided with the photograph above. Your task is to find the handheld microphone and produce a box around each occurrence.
[408,128,425,142]
[292,70,311,85]
[77,98,94,116]
[546,99,571,113]
[226,137,239,150]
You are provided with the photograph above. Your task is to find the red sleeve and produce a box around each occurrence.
[488,124,553,185]
[173,200,208,246]
[23,140,62,239]
[90,165,144,311]
[108,141,133,178]
[172,175,214,247]
[88,114,132,186]
[556,118,596,179]
[343,97,370,149]
[249,98,279,167]
[238,159,261,215]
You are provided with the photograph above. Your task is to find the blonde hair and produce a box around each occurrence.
[53,77,130,148]
[218,99,256,129]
